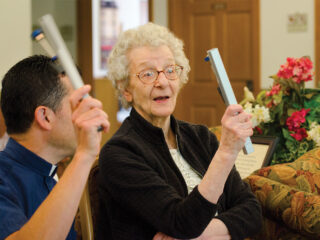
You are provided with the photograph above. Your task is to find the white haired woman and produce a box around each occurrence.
[97,23,262,240]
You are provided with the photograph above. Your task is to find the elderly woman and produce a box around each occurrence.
[97,23,262,240]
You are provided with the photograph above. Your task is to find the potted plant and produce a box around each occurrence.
[241,57,320,165]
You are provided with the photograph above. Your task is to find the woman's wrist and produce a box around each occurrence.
[198,148,237,203]
[214,147,239,165]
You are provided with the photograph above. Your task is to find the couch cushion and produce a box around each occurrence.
[254,216,310,240]
[245,148,320,238]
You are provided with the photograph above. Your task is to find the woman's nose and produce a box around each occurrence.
[154,71,169,87]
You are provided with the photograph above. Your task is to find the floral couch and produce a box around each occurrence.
[244,147,320,239]
[210,126,320,239]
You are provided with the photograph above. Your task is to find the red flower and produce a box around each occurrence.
[290,128,308,141]
[266,84,281,97]
[266,101,274,108]
[286,108,310,131]
[286,108,310,141]
[255,126,263,135]
[266,99,279,108]
[277,57,313,83]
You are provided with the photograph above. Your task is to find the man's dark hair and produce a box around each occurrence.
[1,55,68,134]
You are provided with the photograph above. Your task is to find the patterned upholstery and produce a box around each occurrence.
[209,126,320,239]
[245,148,320,239]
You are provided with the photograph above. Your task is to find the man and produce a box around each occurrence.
[0,55,110,239]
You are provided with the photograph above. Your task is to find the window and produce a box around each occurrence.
[92,0,149,78]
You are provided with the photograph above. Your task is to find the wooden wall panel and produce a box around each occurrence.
[95,79,120,145]
[191,105,219,127]
[77,0,94,93]
[226,13,251,79]
[192,15,218,83]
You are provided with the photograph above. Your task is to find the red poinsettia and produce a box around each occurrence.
[277,57,313,83]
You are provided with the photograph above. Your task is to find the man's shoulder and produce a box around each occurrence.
[0,151,14,178]
[0,151,32,240]
[0,150,36,193]
[0,152,22,210]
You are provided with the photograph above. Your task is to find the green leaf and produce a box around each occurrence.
[282,128,292,140]
[305,93,315,99]
[287,108,297,116]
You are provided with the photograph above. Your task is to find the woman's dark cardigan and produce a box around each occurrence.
[97,108,262,240]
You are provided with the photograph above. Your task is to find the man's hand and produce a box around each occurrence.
[70,85,110,160]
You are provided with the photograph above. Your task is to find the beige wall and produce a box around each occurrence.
[0,0,316,89]
[153,0,168,26]
[153,0,316,89]
[260,0,315,89]
[31,0,78,61]
[0,0,32,81]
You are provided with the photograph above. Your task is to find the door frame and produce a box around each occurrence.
[77,0,94,94]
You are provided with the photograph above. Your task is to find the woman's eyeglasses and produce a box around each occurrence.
[135,65,183,84]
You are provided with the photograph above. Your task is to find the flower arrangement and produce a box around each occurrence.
[241,57,320,165]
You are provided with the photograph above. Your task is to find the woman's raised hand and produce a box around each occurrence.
[219,104,253,159]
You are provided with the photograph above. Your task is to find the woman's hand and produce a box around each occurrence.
[196,218,231,240]
[153,219,232,240]
[198,104,252,203]
[153,232,175,240]
[219,104,253,159]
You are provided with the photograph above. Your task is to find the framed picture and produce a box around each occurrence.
[235,136,279,179]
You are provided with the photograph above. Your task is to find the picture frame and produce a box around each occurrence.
[235,136,279,179]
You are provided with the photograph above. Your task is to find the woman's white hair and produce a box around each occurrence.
[107,22,191,108]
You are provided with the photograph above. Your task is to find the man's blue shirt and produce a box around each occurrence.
[0,138,76,239]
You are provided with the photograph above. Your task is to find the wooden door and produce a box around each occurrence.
[169,0,260,127]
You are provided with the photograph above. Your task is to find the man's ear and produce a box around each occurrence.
[34,106,54,130]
